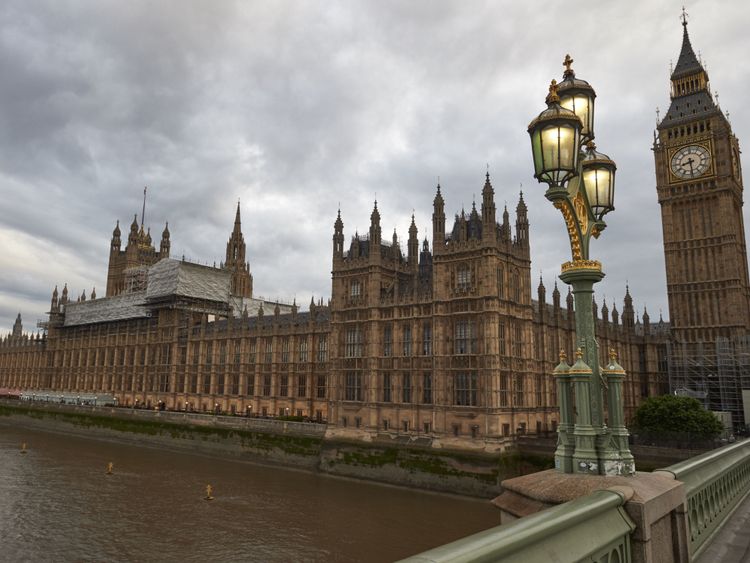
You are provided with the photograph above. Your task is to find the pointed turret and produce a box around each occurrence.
[11,313,22,339]
[91,287,96,300]
[643,307,651,335]
[111,220,121,252]
[50,286,59,313]
[61,284,69,305]
[225,202,253,298]
[622,285,635,330]
[369,200,381,249]
[432,184,445,254]
[128,214,139,246]
[408,215,418,269]
[515,190,528,244]
[612,303,620,327]
[481,172,496,243]
[309,296,317,317]
[552,280,561,310]
[333,209,344,261]
[160,222,170,257]
[537,277,546,318]
[601,298,609,323]
[468,200,481,240]
[500,205,511,242]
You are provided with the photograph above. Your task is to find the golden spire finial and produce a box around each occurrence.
[575,347,583,360]
[546,79,560,104]
[559,349,567,363]
[609,348,618,362]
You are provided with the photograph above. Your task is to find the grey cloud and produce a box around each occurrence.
[1,1,749,332]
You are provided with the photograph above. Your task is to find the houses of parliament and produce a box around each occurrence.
[1,19,748,447]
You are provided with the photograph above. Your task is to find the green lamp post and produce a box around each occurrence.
[528,55,634,476]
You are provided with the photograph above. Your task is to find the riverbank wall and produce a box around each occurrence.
[0,401,553,497]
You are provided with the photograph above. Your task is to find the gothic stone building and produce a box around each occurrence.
[0,176,669,451]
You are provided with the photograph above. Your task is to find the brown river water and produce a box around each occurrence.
[0,424,499,562]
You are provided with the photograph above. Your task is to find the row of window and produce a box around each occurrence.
[344,371,478,406]
[55,336,330,370]
[52,373,328,399]
[350,265,525,300]
[345,319,525,358]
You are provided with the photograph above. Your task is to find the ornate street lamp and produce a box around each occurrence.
[528,80,582,193]
[557,54,596,142]
[528,55,634,476]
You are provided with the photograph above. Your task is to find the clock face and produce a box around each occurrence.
[671,145,711,180]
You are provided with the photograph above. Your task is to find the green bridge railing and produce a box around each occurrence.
[402,439,750,563]
[398,487,635,563]
[655,438,750,559]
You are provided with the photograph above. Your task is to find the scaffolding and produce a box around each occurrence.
[668,336,750,430]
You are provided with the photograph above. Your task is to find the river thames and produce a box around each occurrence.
[0,425,499,562]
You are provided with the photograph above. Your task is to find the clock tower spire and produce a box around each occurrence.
[654,15,750,344]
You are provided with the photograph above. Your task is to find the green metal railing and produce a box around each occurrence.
[655,438,750,559]
[398,487,635,563]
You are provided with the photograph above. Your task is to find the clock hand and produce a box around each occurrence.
[686,156,695,175]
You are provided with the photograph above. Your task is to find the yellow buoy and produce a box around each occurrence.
[20,442,27,454]
[106,462,114,475]
[205,484,214,501]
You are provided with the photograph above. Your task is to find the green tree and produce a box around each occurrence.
[633,395,724,439]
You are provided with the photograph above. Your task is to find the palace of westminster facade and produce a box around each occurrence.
[1,20,748,448]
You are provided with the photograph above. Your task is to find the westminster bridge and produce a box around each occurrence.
[402,438,750,562]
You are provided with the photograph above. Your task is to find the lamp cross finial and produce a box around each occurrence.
[681,6,688,26]
[563,54,574,77]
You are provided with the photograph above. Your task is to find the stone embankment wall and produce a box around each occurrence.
[516,435,713,472]
[0,401,553,497]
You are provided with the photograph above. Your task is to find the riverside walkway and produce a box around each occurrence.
[695,488,750,563]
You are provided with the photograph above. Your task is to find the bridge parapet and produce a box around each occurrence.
[398,487,635,563]
[655,438,750,559]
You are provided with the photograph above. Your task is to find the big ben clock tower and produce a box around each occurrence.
[655,15,750,344]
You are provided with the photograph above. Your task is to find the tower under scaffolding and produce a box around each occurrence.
[668,336,750,430]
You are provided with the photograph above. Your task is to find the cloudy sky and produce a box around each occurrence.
[1,1,748,335]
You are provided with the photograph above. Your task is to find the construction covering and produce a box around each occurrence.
[668,336,750,430]
[63,292,149,327]
[146,259,230,304]
[63,259,231,327]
